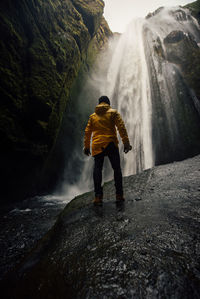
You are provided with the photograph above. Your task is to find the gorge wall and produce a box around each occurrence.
[1,0,200,202]
[0,0,112,201]
[144,4,200,165]
[59,2,200,197]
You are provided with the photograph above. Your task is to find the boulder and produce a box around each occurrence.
[1,155,200,298]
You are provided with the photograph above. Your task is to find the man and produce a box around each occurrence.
[83,96,132,204]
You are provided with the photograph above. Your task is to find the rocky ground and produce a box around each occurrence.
[0,196,67,280]
[1,155,200,298]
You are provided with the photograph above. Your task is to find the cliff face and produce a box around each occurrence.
[180,1,200,104]
[185,0,200,24]
[144,6,200,165]
[0,0,112,201]
[167,1,200,107]
[164,29,200,106]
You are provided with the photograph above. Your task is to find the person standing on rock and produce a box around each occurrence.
[83,96,132,204]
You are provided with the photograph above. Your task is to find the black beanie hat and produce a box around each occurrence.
[98,96,110,105]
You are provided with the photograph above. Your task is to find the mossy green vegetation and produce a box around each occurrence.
[184,0,200,23]
[0,0,112,201]
[71,0,104,36]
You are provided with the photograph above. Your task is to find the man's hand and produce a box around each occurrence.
[124,143,132,154]
[83,148,91,156]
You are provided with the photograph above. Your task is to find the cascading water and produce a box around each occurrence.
[101,19,153,176]
[61,18,154,197]
[61,6,200,199]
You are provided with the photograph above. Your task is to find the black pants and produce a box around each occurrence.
[93,142,123,197]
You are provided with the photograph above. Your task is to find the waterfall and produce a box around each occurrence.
[61,18,153,198]
[60,6,200,199]
[101,19,154,176]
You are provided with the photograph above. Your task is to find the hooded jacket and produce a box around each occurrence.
[84,102,130,156]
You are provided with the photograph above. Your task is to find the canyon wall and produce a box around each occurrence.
[0,0,112,201]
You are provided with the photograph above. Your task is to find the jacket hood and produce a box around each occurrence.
[95,102,110,115]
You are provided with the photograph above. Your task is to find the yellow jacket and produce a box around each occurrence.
[84,103,130,156]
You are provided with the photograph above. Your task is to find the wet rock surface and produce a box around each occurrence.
[143,7,200,167]
[0,196,66,281]
[164,30,199,65]
[1,155,200,298]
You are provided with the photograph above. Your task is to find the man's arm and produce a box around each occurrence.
[114,112,132,153]
[84,116,93,155]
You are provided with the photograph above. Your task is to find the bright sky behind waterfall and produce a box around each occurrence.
[103,0,195,32]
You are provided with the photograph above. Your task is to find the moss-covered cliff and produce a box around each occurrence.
[0,0,112,201]
[185,0,200,23]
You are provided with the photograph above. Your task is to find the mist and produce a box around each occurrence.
[56,5,200,203]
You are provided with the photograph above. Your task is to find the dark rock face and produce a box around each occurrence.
[164,30,195,44]
[0,0,112,201]
[71,0,104,37]
[143,7,200,166]
[185,0,200,24]
[1,155,200,298]
[163,27,200,127]
[164,30,199,65]
[164,27,200,104]
[182,1,200,100]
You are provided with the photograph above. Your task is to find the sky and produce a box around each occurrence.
[103,0,195,32]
